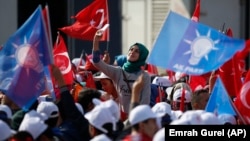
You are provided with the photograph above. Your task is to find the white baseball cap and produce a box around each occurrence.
[152,76,172,87]
[84,104,116,133]
[0,120,16,141]
[93,98,120,122]
[129,105,159,126]
[18,112,48,139]
[151,102,171,117]
[36,101,59,119]
[218,113,237,125]
[153,127,165,141]
[172,89,192,103]
[93,72,110,81]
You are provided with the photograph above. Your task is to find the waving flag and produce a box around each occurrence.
[205,77,236,115]
[191,0,200,22]
[59,0,109,41]
[147,11,245,75]
[234,70,250,124]
[53,34,74,86]
[0,5,52,111]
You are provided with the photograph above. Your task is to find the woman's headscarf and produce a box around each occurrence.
[123,43,149,73]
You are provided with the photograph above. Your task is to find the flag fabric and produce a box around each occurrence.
[146,64,158,75]
[191,0,200,22]
[53,34,74,86]
[42,4,53,63]
[0,5,52,110]
[44,66,56,100]
[147,11,245,76]
[234,70,250,124]
[188,74,207,92]
[59,0,109,41]
[218,28,242,97]
[205,77,236,116]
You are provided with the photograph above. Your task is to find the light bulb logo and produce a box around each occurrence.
[184,29,219,65]
[189,37,213,65]
[15,44,43,73]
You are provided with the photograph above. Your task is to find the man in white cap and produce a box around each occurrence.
[122,105,160,141]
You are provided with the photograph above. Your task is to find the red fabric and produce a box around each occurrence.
[85,72,96,89]
[53,35,74,86]
[188,74,207,92]
[166,70,176,83]
[234,70,250,124]
[59,0,109,41]
[180,88,185,112]
[155,86,164,103]
[218,28,242,97]
[191,0,200,22]
[146,64,158,75]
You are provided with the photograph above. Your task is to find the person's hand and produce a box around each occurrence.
[51,64,66,87]
[103,51,110,64]
[131,73,144,103]
[94,30,103,41]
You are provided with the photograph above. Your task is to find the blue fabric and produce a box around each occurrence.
[147,11,245,75]
[0,5,52,111]
[205,77,236,115]
[150,84,158,107]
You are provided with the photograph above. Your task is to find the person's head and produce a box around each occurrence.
[191,89,210,110]
[129,105,160,138]
[77,88,101,113]
[36,101,59,127]
[9,130,34,141]
[84,103,116,139]
[171,88,192,111]
[0,119,16,141]
[113,54,127,67]
[123,43,149,73]
[94,72,116,96]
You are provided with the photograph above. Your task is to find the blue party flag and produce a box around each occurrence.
[147,11,245,75]
[0,5,53,111]
[205,77,236,115]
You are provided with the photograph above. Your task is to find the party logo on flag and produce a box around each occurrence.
[0,5,52,110]
[147,11,245,75]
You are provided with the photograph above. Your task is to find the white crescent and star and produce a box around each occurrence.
[240,81,250,109]
[54,52,71,74]
[90,9,105,29]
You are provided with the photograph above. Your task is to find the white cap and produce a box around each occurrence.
[152,76,172,87]
[218,113,237,125]
[37,94,53,103]
[75,102,84,116]
[36,101,59,119]
[129,105,159,126]
[93,72,110,81]
[171,110,183,120]
[18,112,48,139]
[199,112,223,125]
[0,105,12,119]
[151,102,171,117]
[93,98,120,122]
[153,127,165,141]
[172,89,192,103]
[0,120,16,141]
[84,104,116,133]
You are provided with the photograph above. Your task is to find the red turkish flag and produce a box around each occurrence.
[53,35,74,86]
[188,74,208,92]
[234,70,250,124]
[191,0,200,22]
[218,28,242,97]
[59,0,109,41]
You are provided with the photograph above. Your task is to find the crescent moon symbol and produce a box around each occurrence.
[54,52,71,75]
[90,9,105,29]
[240,81,250,109]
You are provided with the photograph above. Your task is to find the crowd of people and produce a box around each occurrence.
[0,30,239,141]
